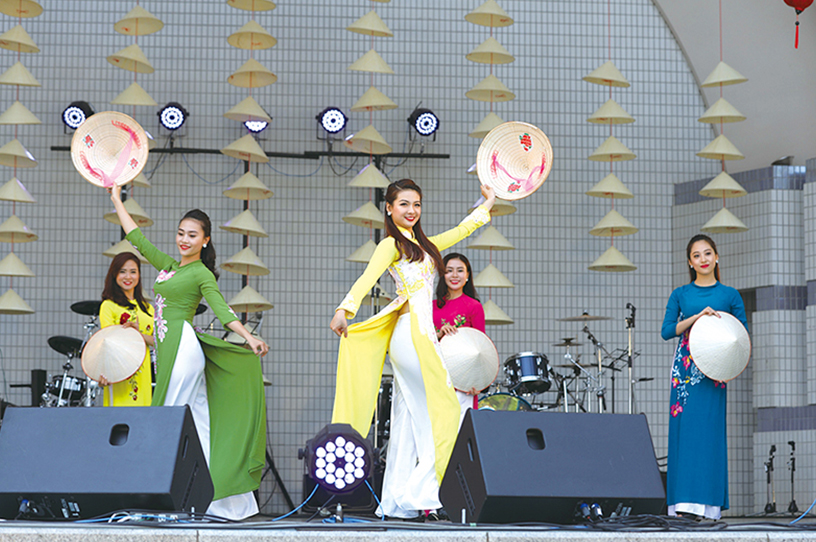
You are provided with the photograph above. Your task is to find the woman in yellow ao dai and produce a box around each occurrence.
[330,179,495,519]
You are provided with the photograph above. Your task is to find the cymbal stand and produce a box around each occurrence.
[787,441,798,514]
[79,315,99,407]
[625,303,636,414]
[55,359,75,408]
[563,348,598,412]
[581,325,609,413]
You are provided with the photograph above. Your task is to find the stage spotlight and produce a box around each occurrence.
[244,120,269,134]
[62,101,94,130]
[408,107,439,137]
[300,423,372,494]
[158,102,188,131]
[316,107,347,135]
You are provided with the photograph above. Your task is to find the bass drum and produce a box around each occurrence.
[478,392,533,412]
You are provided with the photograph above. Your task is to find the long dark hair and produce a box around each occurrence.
[686,233,720,282]
[436,252,480,309]
[102,252,151,314]
[384,179,444,273]
[181,209,219,279]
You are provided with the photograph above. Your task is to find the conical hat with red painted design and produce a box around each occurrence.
[70,112,149,188]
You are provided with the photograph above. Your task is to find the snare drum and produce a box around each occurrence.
[47,375,86,406]
[478,392,533,411]
[504,352,551,394]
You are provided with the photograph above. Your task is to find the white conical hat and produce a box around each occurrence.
[588,136,636,162]
[348,49,394,74]
[701,61,747,87]
[583,60,630,87]
[111,82,158,106]
[689,312,750,382]
[0,139,36,168]
[483,299,513,325]
[106,43,154,74]
[348,163,389,188]
[588,245,636,272]
[226,0,276,11]
[466,37,514,64]
[343,124,392,155]
[342,201,385,229]
[589,209,638,237]
[228,20,277,50]
[0,288,34,314]
[0,0,43,18]
[70,111,149,187]
[439,327,499,392]
[346,239,377,263]
[81,325,146,383]
[228,58,277,88]
[223,172,274,200]
[102,239,147,264]
[221,246,270,276]
[474,264,514,288]
[468,197,517,217]
[465,74,515,102]
[0,61,39,86]
[468,225,514,250]
[587,99,634,124]
[469,112,504,139]
[220,209,268,237]
[104,198,154,228]
[130,172,151,189]
[698,97,746,124]
[699,171,747,199]
[221,134,270,163]
[0,101,40,125]
[476,121,552,200]
[351,86,398,112]
[701,207,748,233]
[465,0,514,27]
[0,24,39,53]
[114,5,164,36]
[362,281,394,306]
[586,173,634,199]
[0,214,37,243]
[696,134,744,161]
[0,252,34,277]
[224,95,273,123]
[0,177,35,202]
[347,10,393,37]
[228,285,273,313]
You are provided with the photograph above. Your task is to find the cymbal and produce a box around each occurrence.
[195,303,208,316]
[71,300,102,316]
[48,335,83,357]
[558,311,612,322]
[553,338,582,347]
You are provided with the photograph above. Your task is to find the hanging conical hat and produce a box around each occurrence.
[104,198,154,228]
[476,121,552,200]
[583,60,630,87]
[700,207,748,233]
[346,239,377,263]
[70,112,149,187]
[0,252,34,277]
[111,82,158,106]
[0,288,34,314]
[586,173,634,199]
[483,299,513,325]
[348,49,394,74]
[470,197,516,217]
[469,112,504,139]
[439,327,500,392]
[226,0,276,11]
[697,134,744,161]
[225,331,268,347]
[701,61,747,87]
[465,74,515,102]
[81,325,146,383]
[221,246,270,276]
[689,312,750,382]
[223,171,274,200]
[342,201,385,229]
[474,264,514,288]
[343,124,392,155]
[588,135,636,162]
[698,97,746,124]
[224,96,272,123]
[587,99,634,124]
[115,5,164,36]
[0,0,42,18]
[699,171,747,199]
[347,10,393,37]
[228,20,277,50]
[102,239,147,264]
[348,163,389,188]
[106,43,154,74]
[0,25,39,53]
[0,177,35,202]
[220,209,268,237]
[465,0,514,27]
[588,245,636,272]
[130,172,151,189]
[228,285,273,313]
[351,86,398,112]
[467,163,478,175]
[0,215,37,243]
[228,58,277,88]
[0,139,36,168]
[0,101,40,125]
[468,225,514,250]
[466,37,515,64]
[0,61,40,86]
[221,134,270,163]
[589,209,638,237]
[362,281,394,306]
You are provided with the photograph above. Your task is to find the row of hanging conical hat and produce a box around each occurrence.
[0,0,44,314]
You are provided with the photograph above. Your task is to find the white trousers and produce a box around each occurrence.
[165,322,259,520]
[378,314,441,518]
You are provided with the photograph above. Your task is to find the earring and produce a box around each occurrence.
[387,211,392,216]
[203,244,207,248]
[690,265,693,268]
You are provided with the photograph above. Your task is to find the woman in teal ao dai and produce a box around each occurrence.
[109,184,269,521]
[661,234,747,520]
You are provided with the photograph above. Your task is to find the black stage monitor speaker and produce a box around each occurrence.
[0,406,213,520]
[440,410,665,524]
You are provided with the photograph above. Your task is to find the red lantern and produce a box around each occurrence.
[784,0,814,48]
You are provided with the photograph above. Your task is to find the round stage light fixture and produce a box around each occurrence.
[158,102,188,131]
[244,120,269,134]
[408,108,439,137]
[301,423,372,494]
[62,101,94,130]
[317,107,347,134]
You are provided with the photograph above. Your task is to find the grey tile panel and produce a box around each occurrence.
[757,405,816,432]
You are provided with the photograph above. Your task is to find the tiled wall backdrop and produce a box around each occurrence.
[10,0,806,516]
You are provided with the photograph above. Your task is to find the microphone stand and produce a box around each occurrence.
[764,444,777,514]
[788,441,798,514]
[581,326,609,413]
[625,303,636,414]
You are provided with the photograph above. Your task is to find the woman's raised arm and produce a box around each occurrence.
[108,184,139,234]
